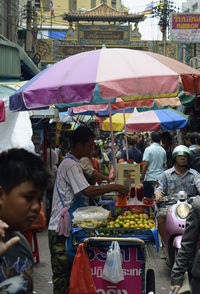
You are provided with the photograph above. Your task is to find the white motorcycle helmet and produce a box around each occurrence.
[172,145,191,158]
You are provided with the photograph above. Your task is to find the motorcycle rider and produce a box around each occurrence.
[170,196,200,294]
[154,145,200,244]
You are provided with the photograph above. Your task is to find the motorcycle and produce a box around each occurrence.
[159,191,193,268]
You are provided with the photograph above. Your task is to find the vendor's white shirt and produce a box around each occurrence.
[48,154,89,231]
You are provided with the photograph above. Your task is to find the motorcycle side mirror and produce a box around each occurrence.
[177,191,187,201]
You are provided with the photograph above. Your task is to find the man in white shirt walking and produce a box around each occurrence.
[141,131,166,198]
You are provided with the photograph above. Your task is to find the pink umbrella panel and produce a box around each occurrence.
[68,97,180,116]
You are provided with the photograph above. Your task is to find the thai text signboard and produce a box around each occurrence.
[79,24,129,45]
[88,246,144,293]
[84,31,124,41]
[170,13,200,43]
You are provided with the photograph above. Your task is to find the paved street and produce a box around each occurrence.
[33,230,53,294]
[145,245,171,294]
[33,230,173,294]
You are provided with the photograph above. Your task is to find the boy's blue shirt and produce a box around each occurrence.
[0,232,33,293]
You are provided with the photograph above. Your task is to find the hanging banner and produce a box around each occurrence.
[170,13,200,43]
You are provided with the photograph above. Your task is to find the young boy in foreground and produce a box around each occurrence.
[0,148,51,293]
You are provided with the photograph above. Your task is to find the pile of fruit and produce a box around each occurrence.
[72,206,156,235]
[99,209,156,231]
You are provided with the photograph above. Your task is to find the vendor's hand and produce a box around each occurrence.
[170,285,181,294]
[0,220,20,257]
[155,193,162,203]
[114,184,129,197]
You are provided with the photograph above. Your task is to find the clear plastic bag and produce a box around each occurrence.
[72,206,109,228]
[102,241,124,284]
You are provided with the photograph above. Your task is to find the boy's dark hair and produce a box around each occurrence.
[70,126,94,148]
[0,148,52,194]
[151,131,161,143]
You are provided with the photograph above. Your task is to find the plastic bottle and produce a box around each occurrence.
[136,184,144,201]
[130,184,135,198]
[117,195,127,206]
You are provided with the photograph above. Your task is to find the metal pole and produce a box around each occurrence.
[108,100,117,181]
[163,30,166,56]
[123,108,129,161]
[26,0,32,55]
[50,3,52,39]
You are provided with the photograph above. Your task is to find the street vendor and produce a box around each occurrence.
[48,126,128,294]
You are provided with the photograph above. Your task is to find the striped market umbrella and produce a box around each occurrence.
[126,108,188,132]
[9,48,200,111]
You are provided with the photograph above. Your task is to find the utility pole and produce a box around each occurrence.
[7,0,11,41]
[154,0,179,56]
[32,6,38,59]
[157,0,168,56]
[26,0,32,55]
[50,9,52,39]
[162,0,168,56]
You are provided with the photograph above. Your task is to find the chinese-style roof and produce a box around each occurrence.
[63,3,145,23]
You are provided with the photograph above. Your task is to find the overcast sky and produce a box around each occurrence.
[122,0,186,40]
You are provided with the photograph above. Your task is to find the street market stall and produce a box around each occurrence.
[69,156,158,293]
[70,192,158,294]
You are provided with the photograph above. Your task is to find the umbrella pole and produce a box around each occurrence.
[108,100,117,181]
[123,109,129,162]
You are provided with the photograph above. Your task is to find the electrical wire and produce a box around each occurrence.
[5,0,183,34]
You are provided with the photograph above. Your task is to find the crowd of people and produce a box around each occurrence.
[1,128,200,293]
